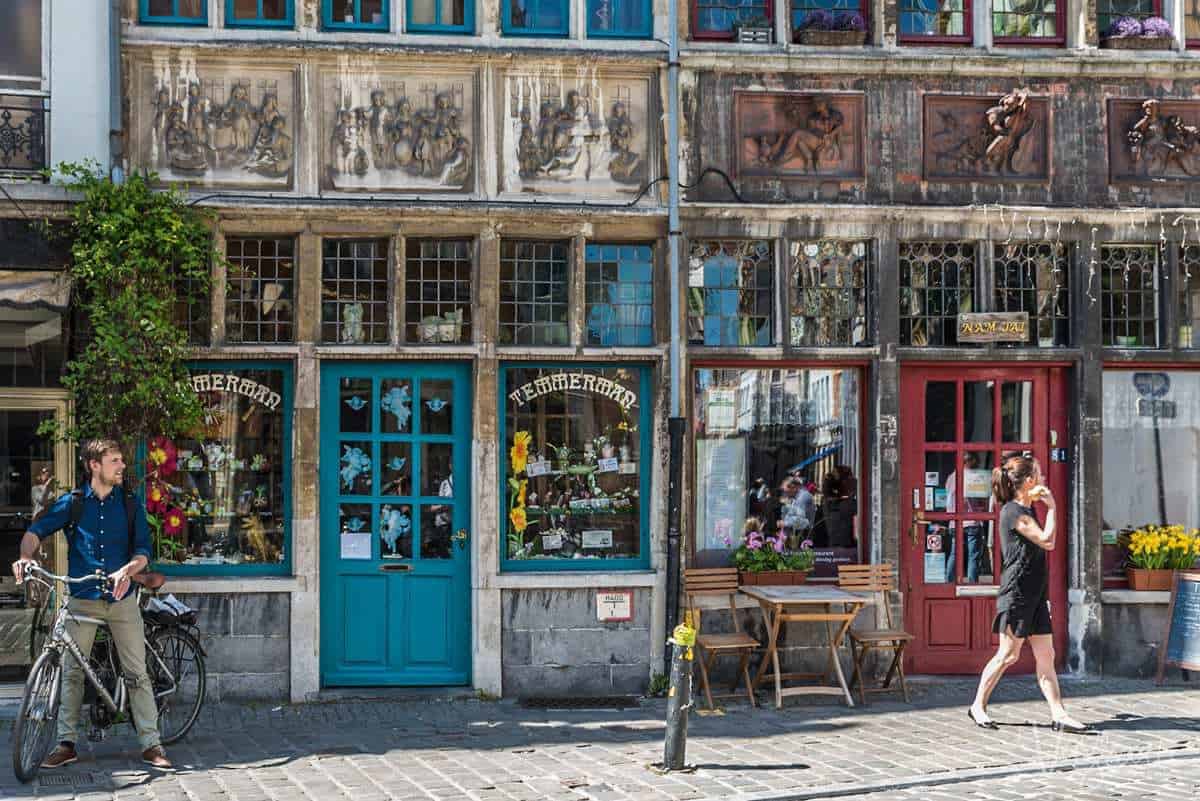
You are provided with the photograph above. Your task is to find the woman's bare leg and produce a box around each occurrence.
[1029,634,1082,725]
[971,629,1024,721]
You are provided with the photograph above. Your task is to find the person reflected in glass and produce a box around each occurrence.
[946,453,991,582]
[968,455,1090,733]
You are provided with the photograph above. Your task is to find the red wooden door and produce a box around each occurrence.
[900,366,1069,674]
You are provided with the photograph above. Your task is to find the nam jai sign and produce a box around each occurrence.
[508,372,638,411]
[957,312,1029,343]
[191,373,283,410]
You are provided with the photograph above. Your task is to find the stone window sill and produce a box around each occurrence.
[165,576,306,594]
[1101,589,1170,604]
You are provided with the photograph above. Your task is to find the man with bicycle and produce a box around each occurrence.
[11,439,172,770]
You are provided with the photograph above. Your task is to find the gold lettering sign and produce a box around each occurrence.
[190,373,282,410]
[508,372,638,411]
[956,312,1030,343]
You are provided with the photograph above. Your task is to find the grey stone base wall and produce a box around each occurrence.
[175,592,290,702]
[501,588,653,697]
[1102,603,1169,679]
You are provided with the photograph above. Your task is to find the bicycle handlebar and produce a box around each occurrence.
[20,563,108,587]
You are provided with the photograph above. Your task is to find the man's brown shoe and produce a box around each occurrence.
[141,746,172,769]
[41,743,77,769]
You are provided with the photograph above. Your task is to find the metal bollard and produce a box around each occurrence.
[662,618,696,772]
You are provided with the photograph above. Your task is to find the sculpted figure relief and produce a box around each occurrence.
[736,93,863,180]
[752,97,845,173]
[1128,98,1200,177]
[931,89,1036,177]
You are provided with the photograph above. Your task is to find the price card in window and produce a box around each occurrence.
[619,461,638,475]
[542,532,563,551]
[582,530,613,549]
[597,457,618,473]
[527,459,552,477]
[340,531,371,560]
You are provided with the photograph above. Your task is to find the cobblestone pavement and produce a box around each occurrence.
[1,677,1199,800]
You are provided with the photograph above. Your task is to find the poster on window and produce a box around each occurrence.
[696,438,748,551]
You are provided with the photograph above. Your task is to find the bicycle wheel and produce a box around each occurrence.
[146,628,206,745]
[12,649,61,783]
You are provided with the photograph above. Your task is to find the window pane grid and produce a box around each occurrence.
[500,240,570,346]
[505,0,569,34]
[1101,245,1159,348]
[789,239,870,347]
[791,0,863,32]
[694,0,772,36]
[229,0,292,24]
[992,241,1070,347]
[404,238,473,344]
[899,241,975,347]
[321,238,391,345]
[1180,245,1200,347]
[687,240,774,347]
[585,243,654,346]
[899,0,969,40]
[226,237,295,344]
[992,0,1060,39]
[143,0,207,21]
[587,0,652,36]
[175,269,211,346]
[1098,0,1157,33]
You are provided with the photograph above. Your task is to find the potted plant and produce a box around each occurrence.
[732,517,816,585]
[734,15,774,44]
[1126,524,1200,590]
[1101,16,1175,50]
[795,10,868,46]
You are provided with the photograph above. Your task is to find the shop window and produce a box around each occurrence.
[404,238,472,345]
[587,0,652,37]
[227,0,294,26]
[791,0,865,37]
[687,240,774,347]
[789,239,870,347]
[321,238,391,345]
[899,241,975,347]
[141,0,208,24]
[174,269,211,347]
[992,0,1063,43]
[1097,0,1158,34]
[692,0,772,40]
[149,364,291,573]
[322,0,389,29]
[500,365,650,569]
[585,243,654,347]
[992,241,1070,347]
[1101,245,1159,348]
[693,367,863,577]
[225,237,295,344]
[1181,245,1200,347]
[502,0,569,36]
[1101,369,1200,582]
[408,0,472,32]
[899,0,971,44]
[499,240,570,346]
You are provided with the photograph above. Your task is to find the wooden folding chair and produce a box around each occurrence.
[684,567,759,710]
[837,563,913,705]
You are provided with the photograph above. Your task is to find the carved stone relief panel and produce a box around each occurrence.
[500,66,651,199]
[133,54,296,189]
[1109,99,1200,183]
[321,60,476,193]
[734,92,865,181]
[923,91,1050,182]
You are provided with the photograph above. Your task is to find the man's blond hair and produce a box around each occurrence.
[81,438,123,479]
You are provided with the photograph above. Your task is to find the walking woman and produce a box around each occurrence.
[967,454,1091,733]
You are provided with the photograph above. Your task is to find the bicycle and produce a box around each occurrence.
[11,565,207,783]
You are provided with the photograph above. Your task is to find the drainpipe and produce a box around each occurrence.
[663,0,684,676]
[109,0,124,183]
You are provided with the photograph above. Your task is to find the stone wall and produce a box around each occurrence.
[1102,602,1170,679]
[176,592,290,702]
[501,588,653,697]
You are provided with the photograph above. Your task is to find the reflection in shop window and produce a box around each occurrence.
[1100,245,1159,348]
[1181,245,1200,347]
[501,366,649,567]
[693,367,862,578]
[147,365,290,571]
[993,241,1070,347]
[899,240,975,347]
[789,240,870,347]
[1102,370,1200,580]
[899,0,969,41]
[226,237,296,344]
[992,0,1061,41]
[687,240,774,347]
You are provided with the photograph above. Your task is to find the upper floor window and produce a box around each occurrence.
[899,0,971,44]
[692,0,773,40]
[791,0,866,37]
[992,242,1070,347]
[323,0,389,30]
[789,240,870,347]
[1101,245,1160,349]
[500,240,570,345]
[503,0,569,36]
[1097,0,1160,34]
[587,0,653,38]
[140,0,208,25]
[227,0,295,27]
[585,243,655,346]
[1182,245,1200,348]
[0,0,42,88]
[899,241,975,347]
[687,241,774,347]
[992,0,1064,44]
[408,0,473,32]
[321,238,391,345]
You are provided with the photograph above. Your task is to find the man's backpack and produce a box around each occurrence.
[64,486,158,583]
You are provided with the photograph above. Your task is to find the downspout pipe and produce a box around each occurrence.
[109,0,124,183]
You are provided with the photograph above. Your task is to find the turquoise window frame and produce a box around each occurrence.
[406,0,474,33]
[139,0,208,25]
[225,0,296,27]
[586,0,652,39]
[322,0,391,30]
[502,0,569,36]
[152,361,294,577]
[498,363,653,572]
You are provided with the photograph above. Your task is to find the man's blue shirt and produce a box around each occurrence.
[28,484,152,600]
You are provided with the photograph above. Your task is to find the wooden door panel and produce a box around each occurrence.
[926,600,970,647]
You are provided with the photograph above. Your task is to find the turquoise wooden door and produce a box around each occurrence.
[320,362,472,686]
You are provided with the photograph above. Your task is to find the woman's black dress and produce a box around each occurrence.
[993,500,1052,637]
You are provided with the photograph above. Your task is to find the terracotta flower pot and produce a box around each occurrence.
[1126,567,1173,591]
[739,570,810,586]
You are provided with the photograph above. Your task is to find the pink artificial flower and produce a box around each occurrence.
[771,534,786,553]
[801,539,814,550]
[722,535,733,547]
[747,531,764,550]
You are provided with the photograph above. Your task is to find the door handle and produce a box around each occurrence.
[379,563,412,572]
[453,529,469,549]
[909,510,925,546]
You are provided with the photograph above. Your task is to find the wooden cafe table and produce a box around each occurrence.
[739,584,871,709]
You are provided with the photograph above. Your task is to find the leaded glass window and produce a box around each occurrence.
[687,241,774,347]
[1101,245,1159,348]
[404,239,472,345]
[225,237,295,344]
[321,238,390,345]
[500,240,570,346]
[992,241,1070,347]
[899,241,976,347]
[585,243,654,347]
[1182,245,1200,347]
[789,240,870,347]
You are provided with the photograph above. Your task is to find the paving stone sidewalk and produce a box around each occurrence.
[2,677,1199,800]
